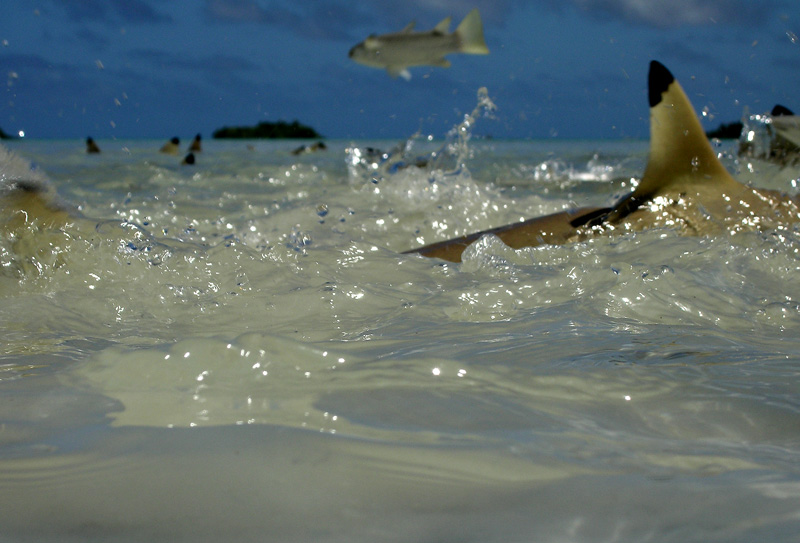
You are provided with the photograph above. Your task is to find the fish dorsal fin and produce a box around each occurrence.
[400,21,416,33]
[433,16,451,34]
[364,36,382,49]
[608,60,741,221]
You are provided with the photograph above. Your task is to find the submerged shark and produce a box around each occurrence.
[739,104,800,167]
[405,60,800,262]
[769,105,800,149]
[349,9,489,80]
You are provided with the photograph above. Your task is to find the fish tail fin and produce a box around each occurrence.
[608,60,740,221]
[456,9,489,55]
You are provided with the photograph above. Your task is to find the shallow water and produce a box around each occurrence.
[1,125,800,542]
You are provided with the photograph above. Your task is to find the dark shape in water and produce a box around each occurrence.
[86,137,101,154]
[213,120,321,140]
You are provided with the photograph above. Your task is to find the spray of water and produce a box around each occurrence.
[345,87,497,187]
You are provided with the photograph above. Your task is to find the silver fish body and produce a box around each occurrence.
[349,9,488,80]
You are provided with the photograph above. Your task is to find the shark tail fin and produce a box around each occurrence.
[456,9,489,55]
[607,60,740,222]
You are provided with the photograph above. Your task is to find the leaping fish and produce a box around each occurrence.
[404,60,800,262]
[348,8,489,80]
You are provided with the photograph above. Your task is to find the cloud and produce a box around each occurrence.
[126,48,263,93]
[44,0,171,24]
[74,28,111,48]
[202,0,509,41]
[568,0,773,27]
[129,49,260,73]
[203,0,271,23]
[355,0,512,26]
[203,0,368,39]
[0,53,54,72]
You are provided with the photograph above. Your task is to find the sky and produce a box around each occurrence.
[1,0,798,141]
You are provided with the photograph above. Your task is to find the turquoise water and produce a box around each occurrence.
[1,126,800,542]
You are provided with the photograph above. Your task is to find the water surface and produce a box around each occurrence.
[1,125,800,542]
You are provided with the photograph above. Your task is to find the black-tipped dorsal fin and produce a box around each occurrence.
[639,61,740,196]
[608,60,741,222]
[648,60,674,108]
[772,104,794,117]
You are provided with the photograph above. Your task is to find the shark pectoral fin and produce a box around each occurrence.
[568,207,613,228]
[604,192,650,224]
[613,60,743,221]
[456,9,489,55]
[402,233,480,263]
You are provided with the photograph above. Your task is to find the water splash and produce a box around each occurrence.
[345,87,497,187]
[429,86,497,174]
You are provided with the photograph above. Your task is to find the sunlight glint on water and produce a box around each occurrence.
[1,116,800,541]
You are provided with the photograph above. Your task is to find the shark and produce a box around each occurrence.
[739,104,800,167]
[404,60,800,263]
[348,9,489,80]
[2,62,798,268]
[769,105,800,149]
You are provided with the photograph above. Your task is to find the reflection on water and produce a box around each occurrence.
[1,130,800,541]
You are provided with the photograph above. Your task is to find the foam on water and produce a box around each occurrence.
[2,95,800,541]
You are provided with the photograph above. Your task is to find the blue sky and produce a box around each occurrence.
[1,0,798,140]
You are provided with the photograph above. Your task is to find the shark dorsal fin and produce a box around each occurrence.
[608,60,741,221]
[772,104,794,116]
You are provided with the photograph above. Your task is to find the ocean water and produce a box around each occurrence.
[1,110,800,541]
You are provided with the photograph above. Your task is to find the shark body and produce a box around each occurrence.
[405,61,800,262]
[348,9,489,80]
[739,104,800,167]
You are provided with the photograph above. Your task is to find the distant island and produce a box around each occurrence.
[213,120,322,139]
[706,121,743,140]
